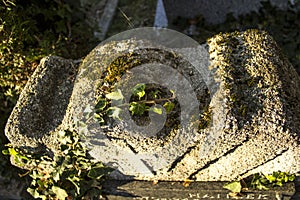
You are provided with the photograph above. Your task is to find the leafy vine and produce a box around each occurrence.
[3,130,113,200]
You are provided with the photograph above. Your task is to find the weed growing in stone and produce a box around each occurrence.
[95,83,176,123]
[250,171,295,189]
[223,171,295,195]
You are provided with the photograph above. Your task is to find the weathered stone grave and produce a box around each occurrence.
[154,0,297,27]
[5,28,300,199]
[56,0,118,41]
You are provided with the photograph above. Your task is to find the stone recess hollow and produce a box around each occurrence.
[5,29,300,181]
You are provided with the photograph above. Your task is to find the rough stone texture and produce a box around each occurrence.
[67,33,211,180]
[5,30,300,181]
[170,30,300,181]
[5,56,78,156]
[162,0,296,26]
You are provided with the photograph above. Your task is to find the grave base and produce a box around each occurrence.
[102,180,295,200]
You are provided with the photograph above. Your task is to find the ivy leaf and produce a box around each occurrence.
[27,188,47,200]
[67,176,81,195]
[2,148,29,166]
[95,98,107,112]
[94,113,104,123]
[20,129,114,199]
[265,174,277,183]
[51,186,68,200]
[132,83,146,99]
[2,149,9,155]
[53,171,60,182]
[255,183,269,190]
[5,148,19,157]
[288,174,295,182]
[265,171,295,187]
[87,167,114,180]
[106,89,124,100]
[250,173,269,190]
[170,89,175,96]
[129,102,147,116]
[150,89,160,98]
[223,181,242,193]
[107,106,122,119]
[163,102,175,114]
[150,106,163,115]
[276,181,283,187]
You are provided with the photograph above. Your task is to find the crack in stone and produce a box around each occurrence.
[239,148,290,177]
[188,141,247,180]
[167,145,198,172]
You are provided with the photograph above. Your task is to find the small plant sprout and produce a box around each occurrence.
[223,181,242,193]
[95,83,176,124]
[250,171,295,189]
[132,83,146,99]
[223,171,296,196]
[129,102,149,116]
[128,83,176,116]
[105,89,124,101]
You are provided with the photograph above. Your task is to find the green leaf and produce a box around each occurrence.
[94,113,104,123]
[87,167,113,180]
[7,148,18,156]
[150,89,160,98]
[60,135,72,145]
[276,181,283,187]
[2,149,9,155]
[283,174,289,182]
[95,98,107,112]
[132,83,146,99]
[67,176,81,195]
[256,183,269,190]
[288,174,295,182]
[250,173,269,190]
[170,89,175,96]
[51,186,68,200]
[163,102,175,114]
[107,106,122,119]
[223,181,242,193]
[106,89,124,100]
[72,148,86,157]
[27,188,47,200]
[52,171,61,182]
[3,148,29,166]
[150,106,163,115]
[129,102,147,116]
[29,170,40,179]
[76,157,91,169]
[265,174,276,183]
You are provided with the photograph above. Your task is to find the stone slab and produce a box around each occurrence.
[5,28,300,181]
[102,180,296,200]
[71,29,300,181]
[65,0,118,40]
[94,0,119,40]
[159,0,295,26]
[5,56,78,156]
